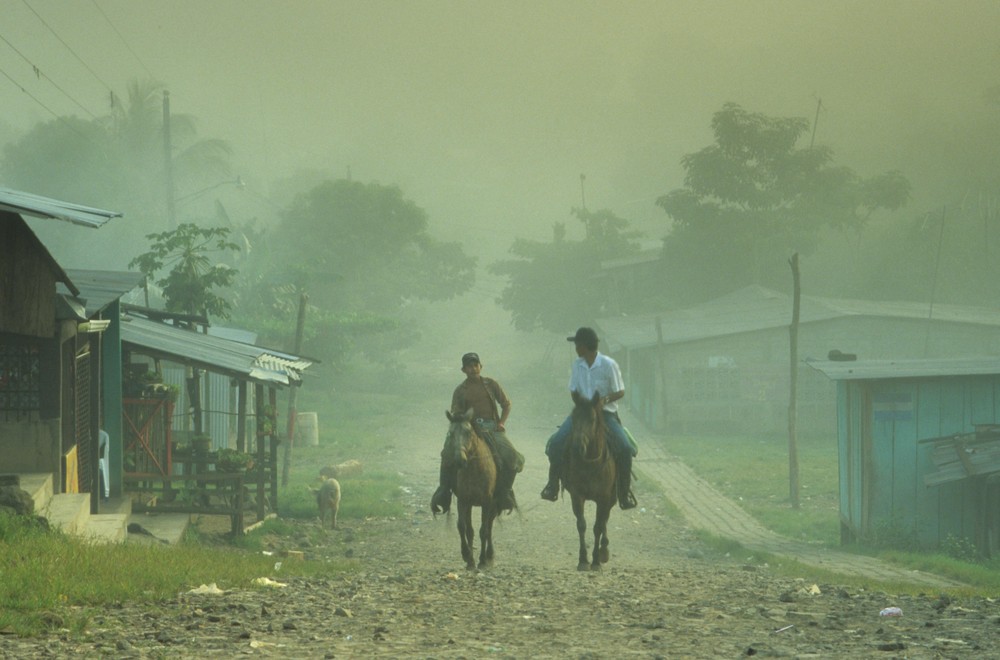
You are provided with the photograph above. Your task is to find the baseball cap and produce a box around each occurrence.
[461,352,481,367]
[566,327,599,347]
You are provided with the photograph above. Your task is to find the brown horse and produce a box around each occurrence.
[562,390,617,570]
[444,408,498,569]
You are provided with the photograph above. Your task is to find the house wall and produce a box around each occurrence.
[838,374,1000,552]
[0,214,57,338]
[619,315,1000,437]
[0,417,60,475]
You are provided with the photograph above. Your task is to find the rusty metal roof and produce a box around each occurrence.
[121,313,312,386]
[0,188,121,227]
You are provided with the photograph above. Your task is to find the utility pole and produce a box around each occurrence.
[809,98,822,149]
[281,292,308,486]
[163,91,177,229]
[579,173,587,209]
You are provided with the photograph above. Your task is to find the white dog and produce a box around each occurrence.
[313,476,341,530]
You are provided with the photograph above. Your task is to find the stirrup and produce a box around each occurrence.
[618,490,637,510]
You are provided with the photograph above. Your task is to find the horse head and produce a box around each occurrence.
[445,408,476,468]
[569,390,605,458]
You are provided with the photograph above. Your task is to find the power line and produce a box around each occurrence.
[90,0,153,79]
[0,31,99,119]
[21,0,115,96]
[0,63,100,145]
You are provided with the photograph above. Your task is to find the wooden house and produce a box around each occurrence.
[0,189,124,511]
[809,357,1000,555]
[596,285,1000,437]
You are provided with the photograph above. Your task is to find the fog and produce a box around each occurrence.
[5,2,998,251]
[4,1,1000,378]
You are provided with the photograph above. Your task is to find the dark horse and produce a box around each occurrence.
[563,390,617,570]
[444,408,498,569]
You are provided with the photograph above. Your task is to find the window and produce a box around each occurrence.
[0,341,42,412]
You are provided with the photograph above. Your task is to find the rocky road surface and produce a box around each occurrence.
[5,404,999,659]
[4,312,997,658]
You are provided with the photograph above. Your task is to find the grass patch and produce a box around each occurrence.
[666,432,1000,593]
[665,433,841,545]
[0,512,342,637]
[2,372,416,637]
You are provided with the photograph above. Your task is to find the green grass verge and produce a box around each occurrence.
[666,433,1000,593]
[2,374,412,637]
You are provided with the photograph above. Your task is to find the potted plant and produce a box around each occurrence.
[191,434,212,455]
[216,448,254,473]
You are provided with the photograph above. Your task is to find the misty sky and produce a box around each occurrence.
[3,0,999,264]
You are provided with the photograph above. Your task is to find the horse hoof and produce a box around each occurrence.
[577,563,590,572]
[599,547,610,563]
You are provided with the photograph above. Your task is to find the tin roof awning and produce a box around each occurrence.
[59,269,145,318]
[807,356,1000,381]
[0,188,121,227]
[121,313,312,387]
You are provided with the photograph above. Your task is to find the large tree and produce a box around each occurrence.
[0,79,232,268]
[657,103,909,304]
[258,178,476,366]
[490,207,643,332]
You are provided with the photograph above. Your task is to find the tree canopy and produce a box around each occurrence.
[657,103,910,304]
[490,207,643,332]
[250,178,476,366]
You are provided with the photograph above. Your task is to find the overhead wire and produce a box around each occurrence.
[90,0,153,79]
[0,31,99,119]
[20,0,116,96]
[0,63,100,145]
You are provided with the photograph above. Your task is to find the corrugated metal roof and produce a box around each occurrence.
[807,356,1000,381]
[121,314,312,386]
[597,285,1000,351]
[59,269,145,317]
[0,188,121,227]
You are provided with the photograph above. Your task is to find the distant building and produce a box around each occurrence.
[597,285,1000,436]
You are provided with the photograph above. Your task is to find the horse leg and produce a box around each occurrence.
[458,503,475,570]
[571,495,589,571]
[593,501,612,568]
[478,506,495,569]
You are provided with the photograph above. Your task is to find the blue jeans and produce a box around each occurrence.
[544,411,636,467]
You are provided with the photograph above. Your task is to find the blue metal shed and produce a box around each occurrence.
[809,357,1000,555]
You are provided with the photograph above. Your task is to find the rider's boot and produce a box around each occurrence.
[616,455,637,510]
[540,462,561,501]
[430,462,454,514]
[493,465,518,514]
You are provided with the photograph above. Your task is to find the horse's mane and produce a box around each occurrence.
[569,390,607,459]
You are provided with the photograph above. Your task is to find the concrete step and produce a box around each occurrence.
[82,513,129,543]
[126,512,190,546]
[44,492,90,535]
[18,473,53,515]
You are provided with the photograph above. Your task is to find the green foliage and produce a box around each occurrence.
[657,103,910,305]
[0,511,336,637]
[275,179,476,313]
[490,207,643,332]
[129,223,241,319]
[234,178,475,369]
[665,433,841,546]
[940,533,982,564]
[0,79,233,268]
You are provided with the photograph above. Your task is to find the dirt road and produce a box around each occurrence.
[7,386,998,659]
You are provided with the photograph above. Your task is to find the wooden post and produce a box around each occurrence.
[236,380,247,453]
[282,292,308,487]
[788,253,801,509]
